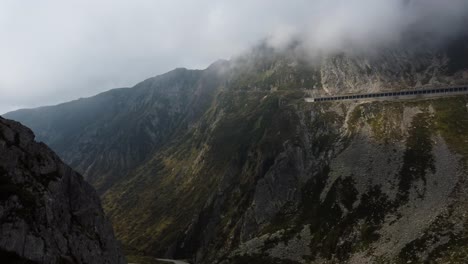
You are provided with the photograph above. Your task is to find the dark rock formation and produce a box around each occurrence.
[0,117,125,264]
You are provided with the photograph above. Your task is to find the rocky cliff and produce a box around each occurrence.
[0,117,125,264]
[4,34,468,263]
[5,65,227,194]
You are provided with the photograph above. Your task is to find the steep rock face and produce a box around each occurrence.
[319,40,468,94]
[0,117,125,264]
[3,34,468,264]
[200,96,468,264]
[101,91,468,264]
[225,36,468,95]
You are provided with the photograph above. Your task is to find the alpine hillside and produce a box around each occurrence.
[4,32,468,263]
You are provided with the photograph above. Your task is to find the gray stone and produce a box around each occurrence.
[0,117,125,264]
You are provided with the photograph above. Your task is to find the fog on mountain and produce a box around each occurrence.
[1,1,468,264]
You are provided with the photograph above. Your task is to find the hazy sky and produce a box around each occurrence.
[1,0,467,114]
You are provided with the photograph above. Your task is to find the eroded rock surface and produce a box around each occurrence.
[0,117,125,264]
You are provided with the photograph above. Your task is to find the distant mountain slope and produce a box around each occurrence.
[0,117,125,264]
[5,65,228,193]
[4,35,468,263]
[5,36,468,193]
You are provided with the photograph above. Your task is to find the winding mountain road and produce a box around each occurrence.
[305,85,468,102]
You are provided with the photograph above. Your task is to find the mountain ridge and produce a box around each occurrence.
[4,35,468,263]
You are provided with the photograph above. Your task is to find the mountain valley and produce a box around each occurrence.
[4,33,468,264]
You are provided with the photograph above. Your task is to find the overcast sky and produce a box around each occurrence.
[1,0,467,114]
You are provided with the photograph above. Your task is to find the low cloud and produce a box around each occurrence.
[1,0,467,114]
[267,0,468,54]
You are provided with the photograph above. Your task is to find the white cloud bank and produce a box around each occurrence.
[0,0,467,114]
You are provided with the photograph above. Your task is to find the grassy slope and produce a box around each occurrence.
[106,94,468,263]
[102,90,306,255]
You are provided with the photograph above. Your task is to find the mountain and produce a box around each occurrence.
[4,65,227,194]
[4,35,468,263]
[0,117,125,263]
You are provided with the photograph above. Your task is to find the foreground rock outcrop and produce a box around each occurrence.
[0,117,125,264]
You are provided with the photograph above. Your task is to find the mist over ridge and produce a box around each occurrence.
[1,0,468,114]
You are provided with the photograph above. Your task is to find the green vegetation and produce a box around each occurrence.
[102,90,306,257]
[106,95,468,262]
[397,112,435,201]
[432,97,468,159]
[348,102,405,143]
